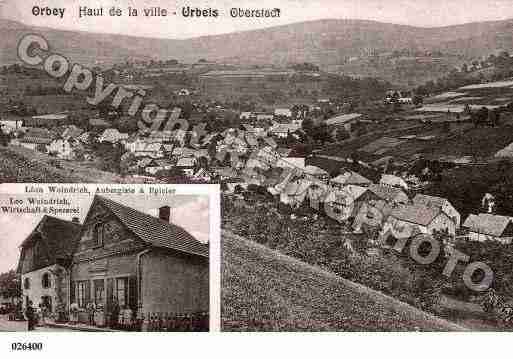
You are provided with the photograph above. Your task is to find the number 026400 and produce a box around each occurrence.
[11,342,43,351]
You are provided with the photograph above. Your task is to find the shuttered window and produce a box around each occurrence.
[77,282,86,308]
[77,281,91,308]
[70,281,76,304]
[128,276,137,311]
[116,277,128,308]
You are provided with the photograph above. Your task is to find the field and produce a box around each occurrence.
[0,145,144,183]
[419,79,513,115]
[222,231,465,331]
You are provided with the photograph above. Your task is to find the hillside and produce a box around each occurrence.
[222,231,465,331]
[0,145,143,183]
[3,18,513,79]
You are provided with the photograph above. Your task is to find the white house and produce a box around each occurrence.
[330,171,372,188]
[0,118,24,133]
[240,112,253,120]
[269,123,301,138]
[380,174,409,190]
[48,138,75,160]
[274,108,292,118]
[383,203,456,237]
[17,136,52,152]
[463,214,513,244]
[98,128,129,143]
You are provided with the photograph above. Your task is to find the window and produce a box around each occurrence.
[115,277,128,308]
[42,273,51,288]
[94,279,105,306]
[24,278,30,290]
[77,281,87,308]
[94,223,104,247]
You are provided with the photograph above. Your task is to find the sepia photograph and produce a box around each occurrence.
[0,184,213,332]
[2,0,513,337]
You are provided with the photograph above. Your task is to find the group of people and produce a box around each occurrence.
[24,300,51,331]
[84,299,121,328]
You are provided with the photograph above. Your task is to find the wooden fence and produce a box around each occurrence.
[116,312,209,332]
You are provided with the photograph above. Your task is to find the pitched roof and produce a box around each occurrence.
[304,165,329,177]
[89,118,111,127]
[95,196,208,258]
[463,213,513,237]
[32,113,68,121]
[62,125,84,139]
[325,113,362,126]
[331,171,372,186]
[19,136,53,144]
[176,157,196,167]
[380,174,408,189]
[271,123,301,134]
[390,204,443,226]
[413,194,451,209]
[18,216,82,273]
[369,184,408,203]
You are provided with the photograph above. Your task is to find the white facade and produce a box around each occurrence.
[21,264,69,314]
[48,139,74,160]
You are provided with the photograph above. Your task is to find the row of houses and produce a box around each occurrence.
[221,141,513,245]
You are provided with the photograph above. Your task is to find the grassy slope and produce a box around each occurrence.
[0,145,130,183]
[222,231,466,331]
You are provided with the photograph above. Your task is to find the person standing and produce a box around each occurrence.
[110,298,120,329]
[25,301,35,331]
[87,302,95,326]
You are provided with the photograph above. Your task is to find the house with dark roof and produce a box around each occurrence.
[462,213,513,244]
[383,203,456,237]
[369,184,409,205]
[70,196,208,327]
[17,216,82,318]
[330,171,372,188]
[413,194,461,228]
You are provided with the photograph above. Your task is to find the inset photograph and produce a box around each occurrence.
[0,184,215,332]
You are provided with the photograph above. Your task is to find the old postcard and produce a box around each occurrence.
[1,0,513,346]
[0,183,219,332]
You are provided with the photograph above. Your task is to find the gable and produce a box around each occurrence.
[76,200,142,254]
[17,216,81,274]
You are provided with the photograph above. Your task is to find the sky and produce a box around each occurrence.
[2,0,513,39]
[0,192,210,273]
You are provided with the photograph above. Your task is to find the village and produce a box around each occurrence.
[3,32,513,331]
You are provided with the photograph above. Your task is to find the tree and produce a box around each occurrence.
[301,117,315,138]
[0,270,21,303]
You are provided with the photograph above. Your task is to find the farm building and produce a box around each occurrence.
[325,113,362,127]
[413,194,461,228]
[25,114,69,128]
[384,203,456,237]
[330,171,372,188]
[462,214,513,244]
[15,128,55,152]
[369,184,409,205]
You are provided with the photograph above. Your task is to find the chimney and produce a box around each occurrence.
[159,206,171,223]
[72,217,80,224]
